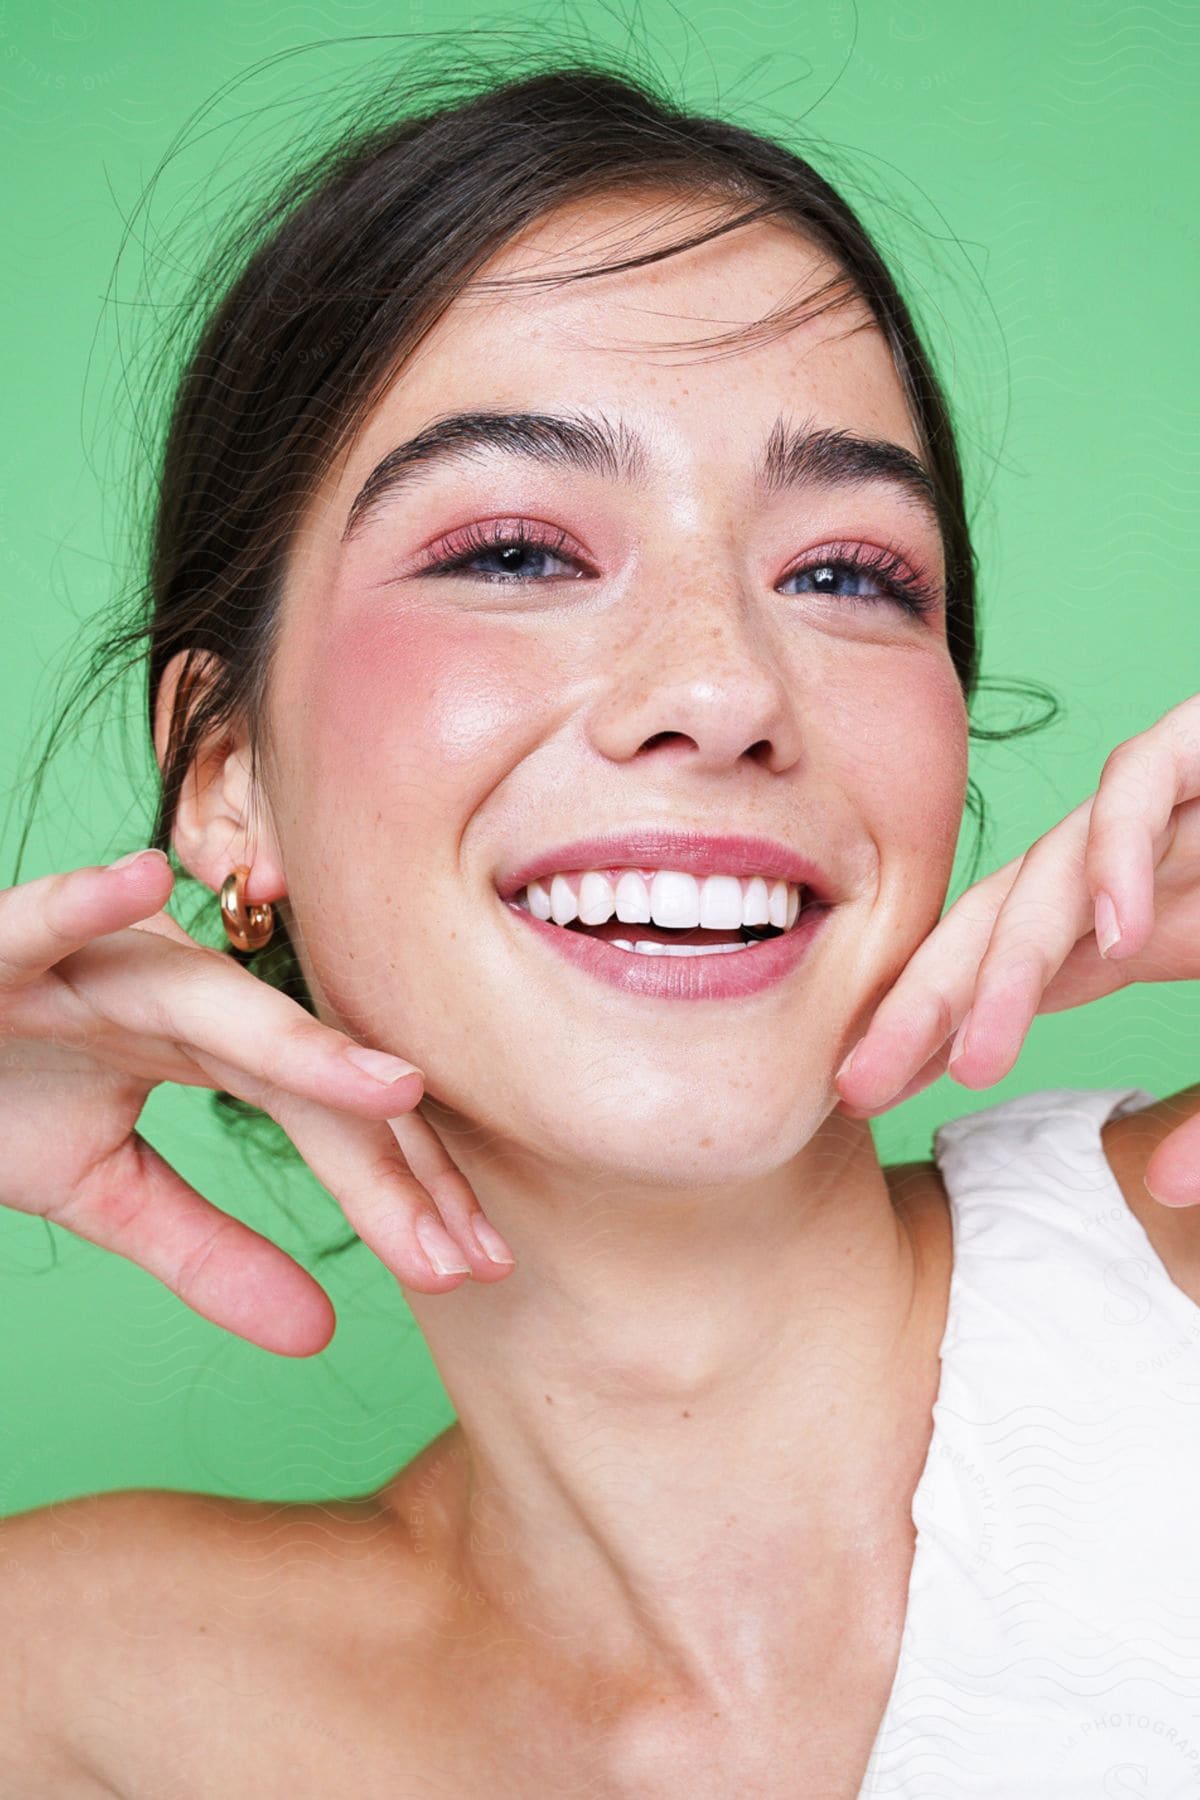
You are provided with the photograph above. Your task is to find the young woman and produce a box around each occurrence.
[2,55,1199,1799]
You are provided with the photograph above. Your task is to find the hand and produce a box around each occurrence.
[0,851,516,1358]
[833,692,1200,1201]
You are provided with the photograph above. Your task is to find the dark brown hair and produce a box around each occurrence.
[12,41,1057,1160]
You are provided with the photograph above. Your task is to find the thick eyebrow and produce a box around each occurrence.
[341,408,943,544]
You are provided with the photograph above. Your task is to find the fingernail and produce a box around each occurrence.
[1145,1166,1200,1207]
[948,1008,973,1066]
[416,1214,471,1276]
[108,848,169,870]
[836,1039,863,1084]
[469,1217,516,1265]
[344,1044,424,1085]
[1095,890,1121,958]
[1144,1184,1191,1208]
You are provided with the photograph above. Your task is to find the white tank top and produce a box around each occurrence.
[858,1084,1200,1799]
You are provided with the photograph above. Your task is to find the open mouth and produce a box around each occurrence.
[508,876,826,957]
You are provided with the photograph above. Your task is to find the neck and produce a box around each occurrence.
[388,1105,942,1708]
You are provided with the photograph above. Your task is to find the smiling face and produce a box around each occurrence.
[258,192,969,1186]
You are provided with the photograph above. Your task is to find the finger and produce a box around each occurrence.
[836,1043,952,1120]
[386,1109,516,1278]
[198,1064,492,1294]
[1144,1109,1200,1208]
[56,922,428,1124]
[9,860,512,1284]
[183,1042,510,1282]
[836,795,1101,1109]
[1084,703,1200,962]
[47,1128,336,1358]
[943,805,1101,1089]
[834,850,1027,1112]
[0,852,178,989]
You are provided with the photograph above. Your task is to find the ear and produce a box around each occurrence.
[153,648,285,911]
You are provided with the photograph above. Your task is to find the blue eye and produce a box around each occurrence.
[420,523,942,619]
[780,546,941,618]
[421,521,583,584]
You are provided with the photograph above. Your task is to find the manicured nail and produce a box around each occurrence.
[948,1008,973,1066]
[469,1216,516,1265]
[344,1043,424,1085]
[1144,1168,1200,1207]
[1144,1181,1189,1208]
[108,848,169,870]
[836,1039,863,1084]
[416,1214,471,1276]
[1095,891,1121,958]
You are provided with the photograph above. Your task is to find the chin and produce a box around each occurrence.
[494,1081,833,1190]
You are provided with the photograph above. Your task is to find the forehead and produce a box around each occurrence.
[347,192,919,476]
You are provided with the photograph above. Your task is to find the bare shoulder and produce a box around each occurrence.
[0,1482,429,1796]
[1101,1081,1200,1307]
[0,1488,233,1793]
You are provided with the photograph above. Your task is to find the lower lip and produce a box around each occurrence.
[503,902,834,1000]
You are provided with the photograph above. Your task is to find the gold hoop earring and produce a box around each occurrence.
[219,864,275,953]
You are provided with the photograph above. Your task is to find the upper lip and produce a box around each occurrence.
[495,830,837,906]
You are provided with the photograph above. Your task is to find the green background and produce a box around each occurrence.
[1,0,1196,1516]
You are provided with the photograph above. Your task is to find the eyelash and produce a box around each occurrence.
[418,521,942,618]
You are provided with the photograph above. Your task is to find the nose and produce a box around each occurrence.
[585,556,805,777]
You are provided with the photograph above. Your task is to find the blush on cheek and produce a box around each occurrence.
[308,607,550,777]
[280,604,551,1040]
[834,662,967,864]
[888,687,968,865]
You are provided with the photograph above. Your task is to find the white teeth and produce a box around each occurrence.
[526,879,552,921]
[743,875,770,927]
[613,870,651,924]
[514,868,813,929]
[549,873,578,926]
[649,870,700,929]
[578,870,615,926]
[698,874,744,930]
